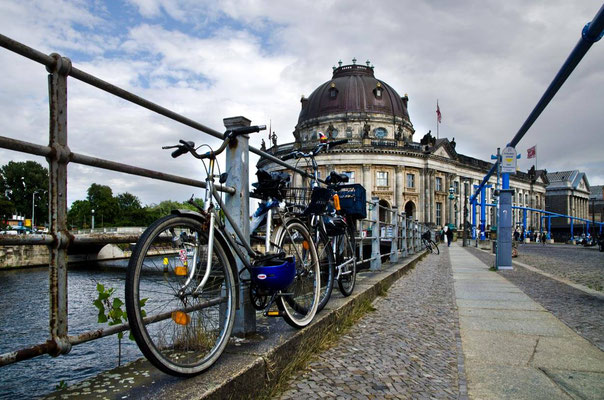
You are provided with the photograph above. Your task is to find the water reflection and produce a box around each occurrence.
[0,261,143,399]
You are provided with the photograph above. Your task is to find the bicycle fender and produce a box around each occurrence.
[170,209,241,309]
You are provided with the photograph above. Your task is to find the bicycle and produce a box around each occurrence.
[421,231,440,254]
[125,125,320,377]
[282,136,361,311]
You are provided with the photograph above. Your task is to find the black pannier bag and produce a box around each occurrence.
[337,184,366,219]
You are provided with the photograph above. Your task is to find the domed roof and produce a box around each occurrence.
[297,62,409,125]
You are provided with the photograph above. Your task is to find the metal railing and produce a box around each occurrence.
[0,34,429,368]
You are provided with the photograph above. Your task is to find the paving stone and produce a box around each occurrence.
[277,248,462,399]
[466,244,604,351]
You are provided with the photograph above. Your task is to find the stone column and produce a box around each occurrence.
[396,166,404,209]
[363,164,372,198]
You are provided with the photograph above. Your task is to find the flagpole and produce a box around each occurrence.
[535,145,538,171]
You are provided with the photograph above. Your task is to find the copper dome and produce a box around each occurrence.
[297,63,409,125]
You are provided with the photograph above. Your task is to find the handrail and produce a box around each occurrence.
[471,4,604,202]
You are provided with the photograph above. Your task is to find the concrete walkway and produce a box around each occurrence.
[449,244,604,400]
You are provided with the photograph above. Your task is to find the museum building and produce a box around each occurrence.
[259,61,547,230]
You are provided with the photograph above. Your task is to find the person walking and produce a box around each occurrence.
[541,231,547,245]
[446,226,454,247]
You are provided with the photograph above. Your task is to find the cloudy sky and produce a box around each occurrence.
[1,0,603,207]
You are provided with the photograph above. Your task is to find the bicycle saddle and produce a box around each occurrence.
[325,171,349,186]
[251,168,290,200]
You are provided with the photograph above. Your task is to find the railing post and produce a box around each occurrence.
[223,116,255,336]
[390,207,398,263]
[370,197,381,270]
[401,213,407,257]
[46,53,72,356]
[407,218,413,255]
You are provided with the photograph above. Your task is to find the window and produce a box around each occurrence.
[343,171,355,183]
[407,173,415,188]
[376,171,388,187]
[435,177,443,192]
[454,181,459,194]
[346,127,353,138]
[374,127,387,139]
[436,202,442,226]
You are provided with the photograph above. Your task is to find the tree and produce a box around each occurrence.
[0,161,49,226]
[87,184,118,226]
[116,192,146,226]
[67,200,92,230]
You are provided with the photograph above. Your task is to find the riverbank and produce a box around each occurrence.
[0,244,132,270]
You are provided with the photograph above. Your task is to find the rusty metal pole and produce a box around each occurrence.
[223,116,255,336]
[46,53,73,356]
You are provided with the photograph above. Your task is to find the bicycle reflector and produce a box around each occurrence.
[333,193,341,211]
[171,311,191,325]
[174,266,188,276]
[319,132,327,143]
[251,256,296,291]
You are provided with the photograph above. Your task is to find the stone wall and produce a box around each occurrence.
[0,245,49,269]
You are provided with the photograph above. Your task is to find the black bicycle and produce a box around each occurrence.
[421,231,440,254]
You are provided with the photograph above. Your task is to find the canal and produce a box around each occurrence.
[0,262,143,399]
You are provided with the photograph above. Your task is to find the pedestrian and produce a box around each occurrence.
[514,229,520,243]
[446,226,453,247]
[443,225,448,245]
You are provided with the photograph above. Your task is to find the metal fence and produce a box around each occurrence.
[0,34,428,368]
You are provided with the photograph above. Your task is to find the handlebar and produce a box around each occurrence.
[281,139,348,161]
[163,125,266,160]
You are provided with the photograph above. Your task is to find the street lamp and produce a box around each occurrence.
[32,190,39,231]
[91,209,95,231]
[448,186,455,226]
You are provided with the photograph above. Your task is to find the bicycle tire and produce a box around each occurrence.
[337,224,357,297]
[274,220,320,328]
[430,240,440,255]
[125,214,236,377]
[423,239,433,253]
[315,227,335,312]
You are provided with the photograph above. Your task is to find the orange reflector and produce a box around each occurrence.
[174,266,188,276]
[333,194,341,211]
[267,311,280,316]
[171,311,190,325]
[303,240,309,250]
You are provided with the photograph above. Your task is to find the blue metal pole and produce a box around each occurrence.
[523,209,527,239]
[571,218,574,241]
[547,217,551,239]
[470,5,604,203]
[502,173,510,190]
[472,199,477,239]
[480,186,486,240]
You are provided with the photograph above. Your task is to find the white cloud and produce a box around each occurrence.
[1,0,603,209]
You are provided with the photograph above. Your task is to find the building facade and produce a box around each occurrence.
[545,170,591,225]
[589,185,603,223]
[260,61,547,231]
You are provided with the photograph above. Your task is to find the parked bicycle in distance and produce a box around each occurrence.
[421,230,440,254]
[125,125,321,377]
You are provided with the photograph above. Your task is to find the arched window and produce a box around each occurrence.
[374,127,387,139]
[373,82,383,99]
[328,82,338,99]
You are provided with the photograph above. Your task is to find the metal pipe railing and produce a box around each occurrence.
[471,5,604,202]
[0,32,430,368]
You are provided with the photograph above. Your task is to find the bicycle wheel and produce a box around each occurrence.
[423,240,433,253]
[315,227,335,312]
[430,240,440,254]
[337,224,357,297]
[275,220,320,328]
[126,214,236,377]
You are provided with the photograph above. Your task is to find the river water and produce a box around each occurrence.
[0,261,143,399]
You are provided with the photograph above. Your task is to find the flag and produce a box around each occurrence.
[436,101,442,124]
[527,145,536,159]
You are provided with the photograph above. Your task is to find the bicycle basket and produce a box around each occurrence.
[303,187,333,216]
[336,184,366,219]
